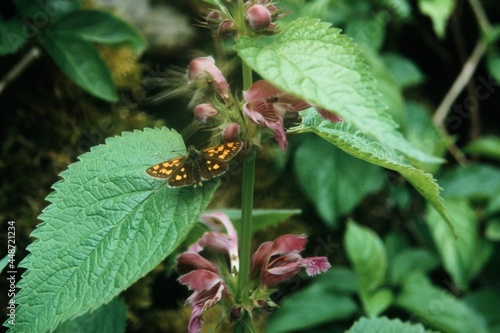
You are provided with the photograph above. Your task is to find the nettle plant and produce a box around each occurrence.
[7,1,455,333]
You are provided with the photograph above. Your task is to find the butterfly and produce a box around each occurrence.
[145,141,243,187]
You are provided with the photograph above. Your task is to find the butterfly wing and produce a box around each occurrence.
[199,141,243,180]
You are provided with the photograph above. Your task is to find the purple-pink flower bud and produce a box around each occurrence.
[194,103,219,124]
[187,56,230,101]
[222,123,242,142]
[246,5,272,31]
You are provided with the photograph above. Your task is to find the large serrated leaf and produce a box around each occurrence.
[54,298,127,333]
[6,128,218,333]
[38,30,118,102]
[297,110,452,231]
[235,17,441,164]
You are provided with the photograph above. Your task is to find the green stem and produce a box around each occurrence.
[237,147,256,303]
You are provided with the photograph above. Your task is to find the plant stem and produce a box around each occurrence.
[237,147,256,304]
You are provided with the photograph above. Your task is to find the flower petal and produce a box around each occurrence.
[301,257,331,276]
[269,234,308,256]
[176,252,218,275]
[179,269,222,292]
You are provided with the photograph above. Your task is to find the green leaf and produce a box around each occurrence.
[313,267,359,294]
[235,17,442,164]
[486,50,500,83]
[363,288,394,317]
[0,19,28,55]
[13,0,80,17]
[54,298,127,333]
[395,272,489,333]
[464,136,500,160]
[382,53,425,88]
[51,9,146,54]
[439,165,500,200]
[266,284,358,333]
[485,219,500,241]
[298,110,452,232]
[0,254,9,273]
[294,134,384,228]
[465,289,500,332]
[347,316,439,333]
[6,128,218,333]
[426,199,493,288]
[418,0,455,38]
[38,30,118,102]
[344,221,387,292]
[389,249,440,284]
[403,102,447,173]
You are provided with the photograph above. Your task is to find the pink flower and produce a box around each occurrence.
[188,56,230,101]
[250,234,331,287]
[176,213,331,332]
[243,80,342,151]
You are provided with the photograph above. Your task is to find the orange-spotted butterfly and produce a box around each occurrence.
[145,141,243,187]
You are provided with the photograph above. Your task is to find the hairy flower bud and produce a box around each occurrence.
[246,5,271,31]
[187,56,230,101]
[194,103,219,124]
[218,19,237,38]
[222,123,242,142]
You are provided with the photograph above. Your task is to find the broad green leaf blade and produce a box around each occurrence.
[313,267,359,294]
[363,288,394,317]
[54,298,127,333]
[297,110,452,231]
[266,284,358,333]
[396,272,489,333]
[38,30,118,102]
[418,0,455,38]
[426,199,493,287]
[235,18,441,164]
[347,316,439,333]
[294,134,384,228]
[7,128,218,333]
[485,219,500,241]
[51,9,146,54]
[344,221,387,292]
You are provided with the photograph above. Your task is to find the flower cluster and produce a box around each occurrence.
[176,213,330,333]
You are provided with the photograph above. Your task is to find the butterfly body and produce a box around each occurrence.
[146,141,243,188]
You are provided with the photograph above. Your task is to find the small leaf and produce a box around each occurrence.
[0,19,28,55]
[347,316,439,333]
[426,199,493,287]
[266,284,358,333]
[236,18,441,164]
[382,53,425,88]
[485,219,500,241]
[38,30,118,101]
[6,128,218,333]
[389,249,440,284]
[395,272,489,333]
[294,134,384,228]
[486,51,500,83]
[344,221,387,292]
[51,9,146,54]
[54,298,127,333]
[464,136,500,160]
[298,110,452,232]
[403,102,447,173]
[363,288,394,317]
[418,0,455,38]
